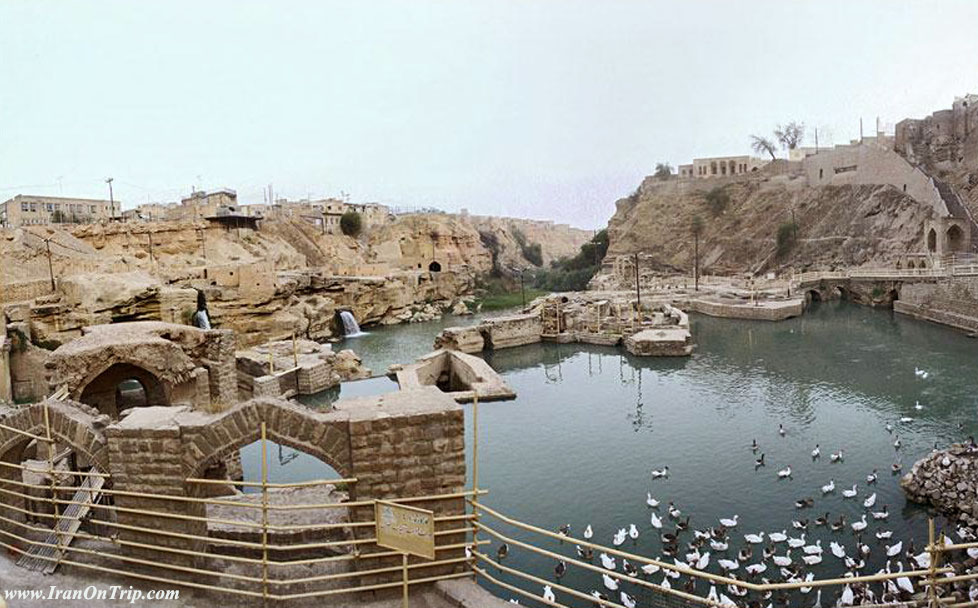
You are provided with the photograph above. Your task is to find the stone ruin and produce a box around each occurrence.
[902,441,978,530]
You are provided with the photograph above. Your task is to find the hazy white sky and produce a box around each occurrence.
[2,1,977,228]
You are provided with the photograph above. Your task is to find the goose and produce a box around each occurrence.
[967,546,978,560]
[885,422,894,433]
[737,546,752,562]
[575,545,592,560]
[660,575,671,590]
[811,444,820,459]
[802,540,822,555]
[612,528,626,546]
[792,518,809,530]
[667,502,681,519]
[710,538,728,552]
[788,534,806,549]
[912,550,930,569]
[830,449,844,462]
[706,585,719,603]
[840,583,854,606]
[755,453,766,468]
[802,552,822,565]
[957,526,977,541]
[667,560,683,579]
[863,492,877,509]
[645,492,659,508]
[914,400,924,410]
[830,515,846,531]
[650,513,663,529]
[583,524,593,539]
[650,466,669,479]
[762,544,776,560]
[914,366,925,377]
[885,541,903,557]
[628,523,639,540]
[599,552,616,570]
[641,561,660,575]
[719,514,739,528]
[542,585,555,603]
[660,531,678,545]
[851,514,868,533]
[830,541,846,559]
[620,592,636,608]
[814,512,830,527]
[900,416,914,423]
[777,465,792,478]
[800,571,814,594]
[856,538,870,557]
[744,532,765,544]
[717,558,739,572]
[841,484,858,499]
[497,543,509,560]
[875,529,893,540]
[554,560,566,579]
[675,516,690,532]
[895,563,914,594]
[750,438,759,453]
[557,523,570,538]
[601,573,619,591]
[891,462,902,473]
[794,497,814,509]
[744,562,766,575]
[843,553,863,570]
[866,469,878,484]
[693,528,711,540]
[893,436,902,450]
[769,530,788,543]
[779,423,786,436]
[772,550,792,567]
[821,480,836,494]
[695,551,710,570]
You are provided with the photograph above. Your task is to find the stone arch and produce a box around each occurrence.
[927,228,938,252]
[78,362,169,418]
[833,285,849,300]
[428,260,442,273]
[907,260,915,269]
[183,400,351,491]
[947,224,966,253]
[805,289,822,306]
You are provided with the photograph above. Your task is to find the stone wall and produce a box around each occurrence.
[895,277,978,333]
[686,297,804,321]
[901,442,978,529]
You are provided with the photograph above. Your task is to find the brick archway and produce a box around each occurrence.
[79,362,170,418]
[183,400,352,486]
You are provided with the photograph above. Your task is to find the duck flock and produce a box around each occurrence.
[491,379,978,607]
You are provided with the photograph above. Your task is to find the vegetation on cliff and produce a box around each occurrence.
[530,230,609,291]
[340,211,363,236]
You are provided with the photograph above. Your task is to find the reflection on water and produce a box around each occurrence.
[240,301,978,603]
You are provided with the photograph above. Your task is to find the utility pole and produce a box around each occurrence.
[693,232,699,292]
[520,270,526,310]
[105,177,115,218]
[44,238,55,292]
[148,231,155,264]
[633,252,641,312]
[859,118,863,143]
[814,127,819,153]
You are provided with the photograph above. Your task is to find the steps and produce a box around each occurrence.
[16,474,105,573]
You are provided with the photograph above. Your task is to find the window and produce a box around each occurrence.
[819,168,824,179]
[29,203,37,212]
[90,205,96,213]
[834,165,857,174]
[21,202,28,211]
[46,203,54,212]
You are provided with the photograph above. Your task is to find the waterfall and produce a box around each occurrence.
[339,310,366,337]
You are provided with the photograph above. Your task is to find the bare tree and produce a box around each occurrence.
[691,215,704,291]
[774,122,805,150]
[654,162,673,180]
[750,135,777,160]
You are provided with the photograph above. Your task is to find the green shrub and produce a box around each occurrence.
[776,221,799,257]
[340,211,362,237]
[704,187,730,216]
[528,230,608,291]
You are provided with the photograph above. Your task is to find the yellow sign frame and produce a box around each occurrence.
[374,500,436,560]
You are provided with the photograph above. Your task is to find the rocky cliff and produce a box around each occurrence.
[602,173,936,277]
[902,442,978,529]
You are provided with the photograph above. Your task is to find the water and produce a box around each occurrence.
[243,301,978,604]
[339,310,367,337]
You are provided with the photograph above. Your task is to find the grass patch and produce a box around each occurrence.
[472,288,549,312]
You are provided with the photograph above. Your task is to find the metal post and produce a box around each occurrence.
[470,393,480,563]
[106,177,115,219]
[520,271,526,310]
[261,422,269,605]
[402,552,409,608]
[44,403,64,566]
[633,253,641,312]
[694,231,699,292]
[927,518,937,607]
[45,239,55,292]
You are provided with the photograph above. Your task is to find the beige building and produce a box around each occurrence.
[0,194,120,228]
[179,189,238,219]
[678,155,768,179]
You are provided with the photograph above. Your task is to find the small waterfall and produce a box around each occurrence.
[339,310,366,337]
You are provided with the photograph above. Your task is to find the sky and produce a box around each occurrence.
[2,1,977,229]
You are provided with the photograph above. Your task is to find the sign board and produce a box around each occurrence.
[375,500,435,560]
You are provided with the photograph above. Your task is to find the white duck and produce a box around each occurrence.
[719,514,739,528]
[744,532,765,544]
[863,492,877,509]
[885,541,903,557]
[842,484,858,499]
[628,524,639,540]
[542,585,555,603]
[599,552,616,570]
[851,514,868,533]
[717,558,739,572]
[830,541,846,559]
[744,562,766,575]
[802,553,822,565]
[802,540,822,555]
[645,492,659,508]
[620,592,636,608]
[650,512,663,529]
[777,465,792,479]
[583,524,593,539]
[772,551,792,567]
[788,534,806,549]
[811,444,820,459]
[821,480,836,494]
[830,449,844,462]
[650,467,669,479]
[769,530,788,543]
[601,573,619,591]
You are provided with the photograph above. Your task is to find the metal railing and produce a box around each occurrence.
[0,409,481,603]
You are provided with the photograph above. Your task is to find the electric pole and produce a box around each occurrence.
[105,177,115,218]
[633,252,641,312]
[694,232,699,292]
[45,238,55,292]
[520,269,526,310]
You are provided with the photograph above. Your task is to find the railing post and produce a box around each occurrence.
[470,394,479,572]
[927,517,937,608]
[43,403,65,569]
[261,422,269,605]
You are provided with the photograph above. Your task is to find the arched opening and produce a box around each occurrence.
[428,260,442,272]
[907,260,915,269]
[947,224,965,253]
[806,290,821,308]
[927,228,937,252]
[833,286,849,301]
[889,289,900,303]
[79,363,168,419]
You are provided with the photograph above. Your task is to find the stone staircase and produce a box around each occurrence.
[931,177,978,252]
[16,474,105,573]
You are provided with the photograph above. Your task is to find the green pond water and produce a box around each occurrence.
[241,301,978,605]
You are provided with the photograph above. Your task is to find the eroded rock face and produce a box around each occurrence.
[901,442,978,528]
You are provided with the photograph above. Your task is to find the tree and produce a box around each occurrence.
[691,216,704,290]
[704,187,730,216]
[774,122,805,150]
[750,135,777,160]
[776,221,799,257]
[340,211,362,237]
[654,163,673,180]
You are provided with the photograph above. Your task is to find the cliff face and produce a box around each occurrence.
[603,174,935,276]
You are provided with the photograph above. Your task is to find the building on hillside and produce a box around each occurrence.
[179,189,238,219]
[894,94,978,168]
[678,155,769,179]
[259,198,393,234]
[0,194,120,228]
